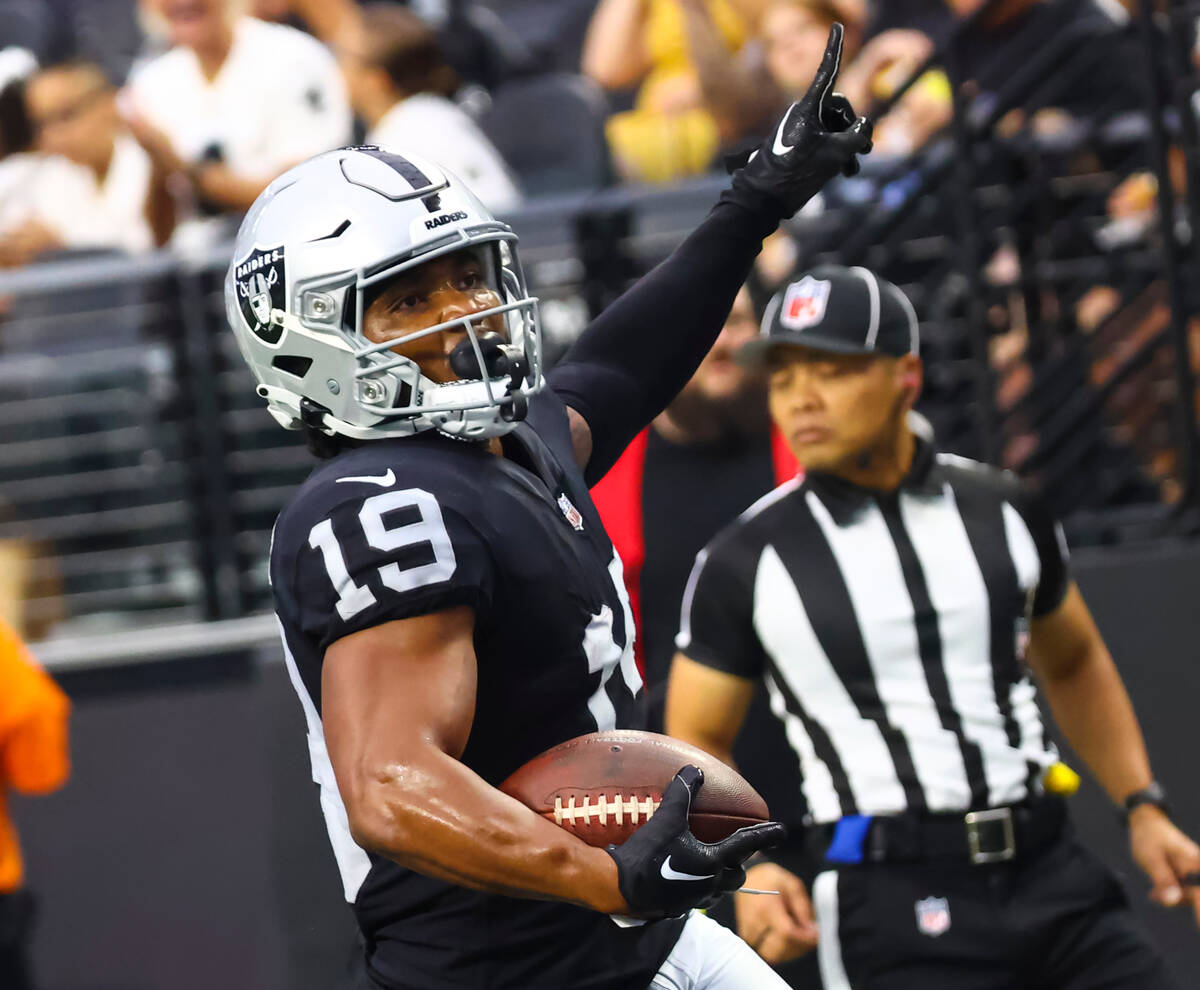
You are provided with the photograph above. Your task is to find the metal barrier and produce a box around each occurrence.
[2,1,1199,642]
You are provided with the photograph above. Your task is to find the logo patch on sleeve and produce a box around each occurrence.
[234,245,287,344]
[557,493,585,532]
[780,275,832,331]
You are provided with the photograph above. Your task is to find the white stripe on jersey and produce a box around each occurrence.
[999,502,1058,768]
[674,548,707,654]
[1001,501,1041,600]
[739,474,803,522]
[813,871,853,990]
[806,490,971,811]
[764,670,842,823]
[608,551,644,697]
[582,604,621,732]
[899,485,1029,806]
[276,617,372,902]
[754,544,907,817]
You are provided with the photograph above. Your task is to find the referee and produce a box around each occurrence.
[665,265,1200,989]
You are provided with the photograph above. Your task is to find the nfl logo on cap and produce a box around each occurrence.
[780,275,832,331]
[915,896,951,937]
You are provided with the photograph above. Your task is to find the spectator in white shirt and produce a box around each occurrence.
[336,3,522,213]
[0,49,39,242]
[123,0,352,239]
[0,61,170,267]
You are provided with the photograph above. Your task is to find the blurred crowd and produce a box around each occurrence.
[0,0,1163,267]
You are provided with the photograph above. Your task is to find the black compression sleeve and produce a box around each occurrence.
[548,186,782,486]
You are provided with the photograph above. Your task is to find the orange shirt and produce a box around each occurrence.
[0,619,70,891]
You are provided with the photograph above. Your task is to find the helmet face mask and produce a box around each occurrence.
[225,146,543,444]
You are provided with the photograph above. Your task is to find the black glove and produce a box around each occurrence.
[605,765,787,920]
[731,22,873,219]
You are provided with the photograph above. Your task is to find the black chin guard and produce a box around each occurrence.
[448,333,531,424]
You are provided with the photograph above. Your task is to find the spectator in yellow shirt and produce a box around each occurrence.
[584,0,768,182]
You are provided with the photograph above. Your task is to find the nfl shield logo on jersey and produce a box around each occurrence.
[780,275,832,331]
[557,493,585,531]
[915,896,951,937]
[233,244,287,344]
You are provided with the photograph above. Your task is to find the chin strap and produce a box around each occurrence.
[299,397,332,433]
[448,332,531,425]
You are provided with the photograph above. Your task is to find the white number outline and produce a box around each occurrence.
[307,488,457,619]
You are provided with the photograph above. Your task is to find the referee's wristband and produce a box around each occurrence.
[1122,781,1171,822]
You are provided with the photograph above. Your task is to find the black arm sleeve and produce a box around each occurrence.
[548,186,782,486]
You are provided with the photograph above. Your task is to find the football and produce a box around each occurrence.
[499,730,769,847]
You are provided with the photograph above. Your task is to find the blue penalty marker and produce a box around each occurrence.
[825,815,873,864]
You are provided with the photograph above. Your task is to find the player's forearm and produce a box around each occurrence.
[193,164,273,213]
[549,187,780,483]
[144,164,176,248]
[285,0,357,43]
[681,13,773,139]
[346,748,627,914]
[581,0,650,89]
[1037,643,1154,807]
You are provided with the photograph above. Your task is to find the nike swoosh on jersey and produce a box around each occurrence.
[660,857,715,883]
[335,469,396,487]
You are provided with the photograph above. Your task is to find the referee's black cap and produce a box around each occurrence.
[738,265,919,367]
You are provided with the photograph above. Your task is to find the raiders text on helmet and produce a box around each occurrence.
[225,145,543,442]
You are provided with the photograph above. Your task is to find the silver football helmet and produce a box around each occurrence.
[225,146,542,442]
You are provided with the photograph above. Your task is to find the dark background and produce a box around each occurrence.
[12,540,1200,990]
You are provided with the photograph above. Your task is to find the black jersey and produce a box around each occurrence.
[271,389,684,989]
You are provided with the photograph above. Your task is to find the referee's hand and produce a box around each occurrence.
[1128,805,1200,927]
[735,862,819,964]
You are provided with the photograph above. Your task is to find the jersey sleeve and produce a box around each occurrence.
[674,537,766,679]
[1012,485,1071,617]
[284,486,497,653]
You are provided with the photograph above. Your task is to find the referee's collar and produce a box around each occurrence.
[805,434,942,526]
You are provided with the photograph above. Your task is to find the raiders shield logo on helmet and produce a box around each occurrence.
[234,245,287,344]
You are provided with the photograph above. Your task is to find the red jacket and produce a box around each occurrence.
[591,426,800,675]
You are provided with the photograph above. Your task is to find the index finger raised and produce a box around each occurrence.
[800,22,845,112]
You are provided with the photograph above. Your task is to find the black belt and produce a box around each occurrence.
[809,795,1068,866]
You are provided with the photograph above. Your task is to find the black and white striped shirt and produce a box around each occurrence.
[676,438,1068,823]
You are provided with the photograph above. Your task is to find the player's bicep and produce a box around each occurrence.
[565,405,594,471]
[322,607,479,815]
[665,653,755,767]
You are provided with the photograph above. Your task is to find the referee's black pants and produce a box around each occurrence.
[802,828,1177,990]
[0,890,35,990]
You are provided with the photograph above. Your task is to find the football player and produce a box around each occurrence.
[227,26,870,990]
